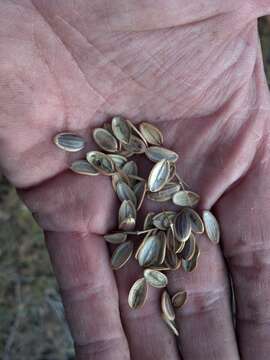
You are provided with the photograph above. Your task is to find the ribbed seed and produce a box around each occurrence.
[112,116,131,144]
[54,132,85,152]
[144,269,168,288]
[161,291,175,321]
[203,210,220,244]
[172,290,187,309]
[139,122,163,145]
[145,146,178,162]
[128,278,148,309]
[93,128,118,152]
[148,159,170,192]
[111,241,134,270]
[70,160,99,176]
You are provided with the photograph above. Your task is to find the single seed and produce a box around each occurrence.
[104,232,127,244]
[203,210,220,244]
[116,181,137,207]
[172,191,200,207]
[54,132,85,152]
[145,146,178,162]
[148,159,170,192]
[111,241,134,270]
[112,116,131,144]
[139,122,164,145]
[144,269,168,288]
[86,151,115,175]
[93,128,118,152]
[128,278,148,309]
[162,314,179,336]
[174,211,192,242]
[70,160,99,176]
[161,290,175,321]
[172,290,188,309]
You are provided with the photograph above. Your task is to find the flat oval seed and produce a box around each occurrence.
[162,314,179,336]
[153,211,176,230]
[179,233,196,260]
[104,232,127,244]
[122,160,138,177]
[133,181,147,210]
[112,172,131,192]
[128,278,148,309]
[144,269,168,288]
[93,128,118,152]
[116,181,137,207]
[145,146,178,162]
[172,191,200,207]
[185,208,204,234]
[143,212,155,230]
[111,241,134,270]
[174,211,192,242]
[139,122,163,145]
[54,132,85,152]
[137,233,165,267]
[147,182,180,202]
[148,159,170,192]
[108,154,128,168]
[70,160,99,176]
[119,216,136,231]
[112,116,131,144]
[122,135,146,154]
[86,151,115,175]
[172,290,187,309]
[164,248,181,270]
[161,291,175,321]
[182,244,200,272]
[203,210,220,244]
[118,200,137,225]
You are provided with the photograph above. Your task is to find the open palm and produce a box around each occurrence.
[1,1,270,359]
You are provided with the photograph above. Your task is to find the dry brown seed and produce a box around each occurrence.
[147,182,180,202]
[112,116,131,144]
[128,278,148,309]
[139,122,164,146]
[172,191,200,207]
[111,241,134,270]
[178,233,196,261]
[202,210,220,244]
[122,135,147,154]
[161,291,175,321]
[137,232,166,267]
[185,208,204,234]
[172,290,187,309]
[116,181,137,207]
[104,232,127,244]
[162,314,179,337]
[145,146,178,163]
[164,248,181,270]
[93,128,118,152]
[153,211,176,230]
[70,160,99,176]
[86,151,115,175]
[148,159,170,192]
[182,243,200,272]
[133,181,147,210]
[174,211,192,242]
[108,154,128,169]
[119,216,136,231]
[119,200,137,225]
[143,212,155,230]
[54,132,85,152]
[144,269,168,288]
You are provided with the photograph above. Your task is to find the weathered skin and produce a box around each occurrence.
[0,1,270,359]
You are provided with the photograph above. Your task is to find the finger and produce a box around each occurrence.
[113,258,180,360]
[167,235,240,360]
[20,174,130,360]
[216,151,270,360]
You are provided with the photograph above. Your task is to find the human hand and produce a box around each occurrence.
[1,1,270,359]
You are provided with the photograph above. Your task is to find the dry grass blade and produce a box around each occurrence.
[70,160,99,176]
[111,241,134,270]
[203,210,220,244]
[148,159,170,192]
[54,132,85,152]
[145,146,178,162]
[172,290,187,309]
[139,122,164,145]
[161,291,175,321]
[128,278,148,309]
[93,128,118,152]
[144,269,168,288]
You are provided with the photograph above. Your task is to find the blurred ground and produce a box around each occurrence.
[0,17,269,360]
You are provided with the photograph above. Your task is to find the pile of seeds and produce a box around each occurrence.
[54,116,220,336]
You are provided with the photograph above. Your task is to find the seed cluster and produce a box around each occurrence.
[53,116,220,336]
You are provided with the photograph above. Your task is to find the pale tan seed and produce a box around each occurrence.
[162,314,179,336]
[128,278,148,309]
[147,182,180,202]
[144,269,168,288]
[139,122,164,146]
[133,181,147,210]
[148,159,170,192]
[111,241,134,270]
[104,232,127,244]
[172,290,188,309]
[145,146,178,163]
[108,154,128,169]
[54,132,85,152]
[137,232,166,267]
[122,135,146,154]
[93,128,118,152]
[172,191,200,207]
[178,233,196,261]
[116,181,137,207]
[70,160,99,176]
[119,216,136,231]
[118,200,137,225]
[153,211,176,230]
[122,160,138,177]
[112,116,131,144]
[86,151,115,175]
[202,210,220,244]
[184,208,204,234]
[174,211,192,242]
[161,291,175,321]
[182,243,200,272]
